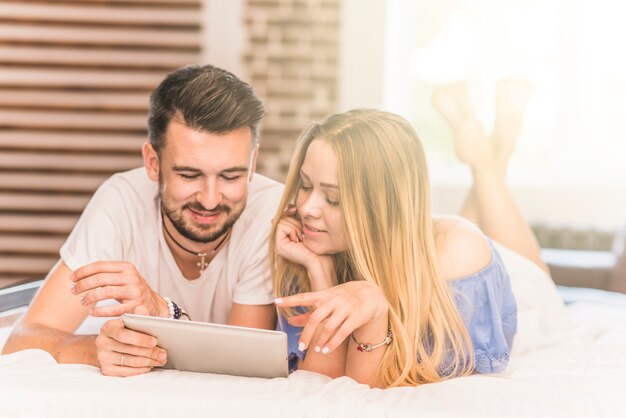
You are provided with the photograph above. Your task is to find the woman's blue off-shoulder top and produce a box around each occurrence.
[278,240,517,374]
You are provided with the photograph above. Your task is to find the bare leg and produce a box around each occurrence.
[492,79,534,175]
[432,81,488,225]
[432,79,548,273]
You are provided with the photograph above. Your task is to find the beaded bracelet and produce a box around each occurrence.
[350,323,393,352]
[163,297,190,320]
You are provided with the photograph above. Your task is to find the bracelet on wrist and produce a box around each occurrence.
[163,297,191,321]
[350,323,393,352]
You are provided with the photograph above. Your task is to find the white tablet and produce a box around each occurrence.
[122,314,288,378]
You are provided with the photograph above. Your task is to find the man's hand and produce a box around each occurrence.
[70,261,168,317]
[96,306,167,377]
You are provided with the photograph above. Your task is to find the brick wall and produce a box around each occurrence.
[242,0,340,182]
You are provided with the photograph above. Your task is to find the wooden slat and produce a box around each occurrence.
[0,236,64,255]
[0,3,200,27]
[0,110,146,131]
[0,173,107,193]
[0,192,90,213]
[0,68,165,90]
[0,152,143,172]
[0,131,146,152]
[0,1,202,282]
[0,23,201,48]
[0,256,57,275]
[0,90,149,112]
[0,46,198,69]
[0,214,77,235]
[66,0,199,5]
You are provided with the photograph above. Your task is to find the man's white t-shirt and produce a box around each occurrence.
[60,167,284,323]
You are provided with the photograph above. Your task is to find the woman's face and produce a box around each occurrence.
[295,139,349,255]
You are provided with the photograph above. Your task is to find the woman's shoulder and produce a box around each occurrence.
[432,215,492,282]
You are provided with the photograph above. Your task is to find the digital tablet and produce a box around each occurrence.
[122,314,289,378]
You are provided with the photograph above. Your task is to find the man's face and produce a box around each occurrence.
[144,120,257,243]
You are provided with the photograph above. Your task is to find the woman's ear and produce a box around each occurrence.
[142,142,160,182]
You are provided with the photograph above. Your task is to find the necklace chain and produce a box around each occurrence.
[162,215,230,276]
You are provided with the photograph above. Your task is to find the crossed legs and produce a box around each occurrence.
[432,79,548,273]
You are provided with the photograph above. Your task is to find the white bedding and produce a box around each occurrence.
[1,245,625,418]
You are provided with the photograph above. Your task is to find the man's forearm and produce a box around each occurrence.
[2,322,98,366]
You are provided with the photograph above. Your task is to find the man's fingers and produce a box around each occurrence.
[133,304,149,316]
[103,319,157,348]
[97,321,166,364]
[71,273,128,295]
[80,284,138,307]
[117,352,165,369]
[90,302,136,317]
[105,339,167,363]
[101,364,153,377]
[115,328,157,349]
[109,347,165,368]
[71,261,133,282]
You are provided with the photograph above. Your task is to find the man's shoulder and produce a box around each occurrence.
[98,167,157,201]
[105,167,153,190]
[87,167,159,221]
[246,174,285,212]
[249,173,284,195]
[231,174,283,239]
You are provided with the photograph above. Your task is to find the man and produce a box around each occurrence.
[2,64,284,376]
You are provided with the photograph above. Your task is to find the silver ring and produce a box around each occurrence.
[120,353,125,367]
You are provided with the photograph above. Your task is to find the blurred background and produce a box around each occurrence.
[0,0,625,292]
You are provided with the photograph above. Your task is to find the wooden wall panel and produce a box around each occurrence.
[0,0,202,287]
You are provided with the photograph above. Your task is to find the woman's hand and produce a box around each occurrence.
[275,205,317,267]
[275,281,389,354]
[275,205,335,290]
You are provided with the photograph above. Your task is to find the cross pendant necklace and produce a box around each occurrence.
[162,219,231,276]
[197,253,208,273]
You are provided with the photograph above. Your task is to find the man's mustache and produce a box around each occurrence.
[184,202,231,214]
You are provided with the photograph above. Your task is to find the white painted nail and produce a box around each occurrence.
[298,342,305,351]
[322,347,329,354]
[314,346,320,353]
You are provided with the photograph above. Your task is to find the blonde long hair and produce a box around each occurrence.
[270,109,473,387]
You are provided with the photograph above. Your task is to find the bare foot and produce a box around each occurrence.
[432,81,491,166]
[492,78,534,172]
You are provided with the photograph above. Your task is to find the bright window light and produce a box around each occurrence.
[384,0,626,228]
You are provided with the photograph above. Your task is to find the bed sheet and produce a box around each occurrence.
[1,303,625,418]
[1,246,625,418]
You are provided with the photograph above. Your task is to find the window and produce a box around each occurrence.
[382,0,626,230]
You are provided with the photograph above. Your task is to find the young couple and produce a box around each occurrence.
[3,65,545,388]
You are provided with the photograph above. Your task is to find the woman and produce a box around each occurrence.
[272,80,543,388]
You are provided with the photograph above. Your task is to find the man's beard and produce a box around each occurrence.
[161,194,245,244]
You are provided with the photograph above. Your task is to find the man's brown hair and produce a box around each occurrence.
[148,64,264,153]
